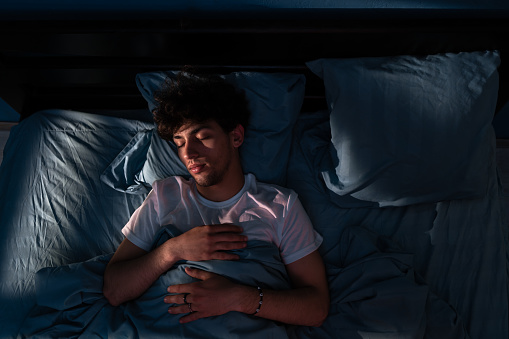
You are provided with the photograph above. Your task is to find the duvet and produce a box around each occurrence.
[20,225,466,338]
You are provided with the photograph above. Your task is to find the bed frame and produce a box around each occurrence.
[1,8,509,119]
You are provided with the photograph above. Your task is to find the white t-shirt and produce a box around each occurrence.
[122,174,322,265]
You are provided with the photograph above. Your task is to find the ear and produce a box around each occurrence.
[230,124,245,148]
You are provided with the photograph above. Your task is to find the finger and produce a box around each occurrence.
[163,293,188,304]
[209,251,241,261]
[211,233,248,245]
[168,304,192,315]
[179,311,204,324]
[207,224,244,234]
[209,229,247,239]
[167,283,190,294]
[184,267,216,280]
[213,240,248,251]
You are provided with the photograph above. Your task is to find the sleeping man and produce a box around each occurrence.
[103,71,329,328]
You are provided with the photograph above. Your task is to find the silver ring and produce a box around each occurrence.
[183,294,188,304]
[188,303,194,313]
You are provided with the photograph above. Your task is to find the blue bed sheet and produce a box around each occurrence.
[21,225,467,338]
[287,111,509,339]
[0,109,506,338]
[0,110,153,337]
[21,225,291,338]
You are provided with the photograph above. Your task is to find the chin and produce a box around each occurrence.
[193,173,222,188]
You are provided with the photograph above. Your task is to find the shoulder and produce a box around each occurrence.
[246,174,298,207]
[148,176,195,207]
[152,175,193,193]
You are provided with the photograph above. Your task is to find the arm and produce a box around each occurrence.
[253,249,329,326]
[166,249,330,327]
[103,224,248,306]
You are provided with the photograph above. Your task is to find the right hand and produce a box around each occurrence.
[169,224,247,262]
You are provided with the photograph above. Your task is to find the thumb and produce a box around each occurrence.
[184,267,215,280]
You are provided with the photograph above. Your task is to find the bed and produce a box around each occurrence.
[1,4,508,339]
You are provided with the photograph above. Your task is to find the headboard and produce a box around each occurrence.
[1,8,508,119]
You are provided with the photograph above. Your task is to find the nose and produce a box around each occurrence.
[180,140,199,160]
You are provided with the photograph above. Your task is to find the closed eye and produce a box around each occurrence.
[173,137,184,148]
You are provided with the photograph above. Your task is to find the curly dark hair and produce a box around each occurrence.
[153,70,251,141]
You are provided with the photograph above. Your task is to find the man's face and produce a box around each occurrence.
[173,120,237,188]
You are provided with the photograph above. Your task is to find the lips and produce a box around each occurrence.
[188,163,206,174]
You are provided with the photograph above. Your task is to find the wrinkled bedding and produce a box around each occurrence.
[287,111,509,338]
[0,110,507,338]
[0,110,152,336]
[22,225,467,338]
[21,225,291,338]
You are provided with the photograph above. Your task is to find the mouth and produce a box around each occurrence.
[188,163,206,174]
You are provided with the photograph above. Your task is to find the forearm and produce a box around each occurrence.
[105,224,247,307]
[103,240,177,306]
[239,285,329,327]
[168,250,330,326]
[244,251,330,327]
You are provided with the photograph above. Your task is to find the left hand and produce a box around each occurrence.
[164,267,252,323]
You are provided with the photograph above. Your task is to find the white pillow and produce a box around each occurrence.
[307,51,500,206]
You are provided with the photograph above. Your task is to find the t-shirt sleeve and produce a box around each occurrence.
[121,184,162,252]
[279,193,323,265]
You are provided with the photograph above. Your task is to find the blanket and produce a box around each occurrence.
[21,225,291,338]
[20,225,468,338]
[288,226,469,338]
